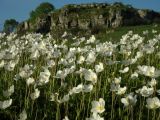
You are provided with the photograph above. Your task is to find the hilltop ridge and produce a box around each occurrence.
[16,2,160,35]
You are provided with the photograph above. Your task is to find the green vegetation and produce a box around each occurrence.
[0,24,160,119]
[96,24,160,42]
[29,2,55,23]
[3,19,18,33]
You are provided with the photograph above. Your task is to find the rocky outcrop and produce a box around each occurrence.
[17,15,51,33]
[16,21,29,33]
[138,9,160,23]
[35,15,51,33]
[16,3,160,34]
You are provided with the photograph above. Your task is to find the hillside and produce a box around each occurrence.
[16,2,160,35]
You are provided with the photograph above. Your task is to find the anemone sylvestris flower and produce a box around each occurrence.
[3,85,14,98]
[84,69,97,84]
[146,97,160,109]
[86,112,104,120]
[95,62,104,73]
[121,93,137,107]
[30,89,40,100]
[18,109,27,120]
[137,65,160,78]
[0,99,12,109]
[91,98,105,114]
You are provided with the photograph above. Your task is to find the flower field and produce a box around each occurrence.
[0,25,160,120]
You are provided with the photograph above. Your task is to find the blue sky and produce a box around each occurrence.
[0,0,160,30]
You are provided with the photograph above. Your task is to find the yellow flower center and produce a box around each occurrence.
[96,106,104,111]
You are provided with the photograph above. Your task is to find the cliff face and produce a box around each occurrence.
[16,3,160,34]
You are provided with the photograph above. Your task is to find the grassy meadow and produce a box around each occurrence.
[0,24,160,120]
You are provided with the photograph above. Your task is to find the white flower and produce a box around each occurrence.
[95,62,104,73]
[83,84,93,93]
[135,51,143,59]
[19,65,33,78]
[47,60,55,68]
[157,89,160,95]
[50,93,59,102]
[143,45,155,54]
[119,67,129,73]
[0,99,12,109]
[146,97,160,109]
[68,65,76,73]
[30,88,40,100]
[69,84,83,95]
[30,50,40,60]
[75,67,86,74]
[84,69,97,84]
[137,65,154,77]
[86,35,96,44]
[110,83,120,92]
[0,60,5,68]
[114,77,121,84]
[91,98,105,114]
[148,78,157,87]
[26,77,35,86]
[152,29,157,34]
[121,93,137,107]
[86,112,104,120]
[63,116,69,120]
[3,85,14,97]
[18,109,27,120]
[139,86,154,97]
[38,68,51,85]
[38,41,46,51]
[137,65,160,78]
[116,86,127,95]
[60,94,70,103]
[143,30,149,35]
[4,60,16,71]
[55,70,68,79]
[62,31,67,38]
[86,51,96,64]
[131,72,138,79]
[77,56,85,64]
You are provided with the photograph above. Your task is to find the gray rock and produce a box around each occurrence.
[35,15,51,33]
[16,3,160,34]
[78,19,91,29]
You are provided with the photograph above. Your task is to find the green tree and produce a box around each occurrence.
[30,2,55,21]
[3,19,19,33]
